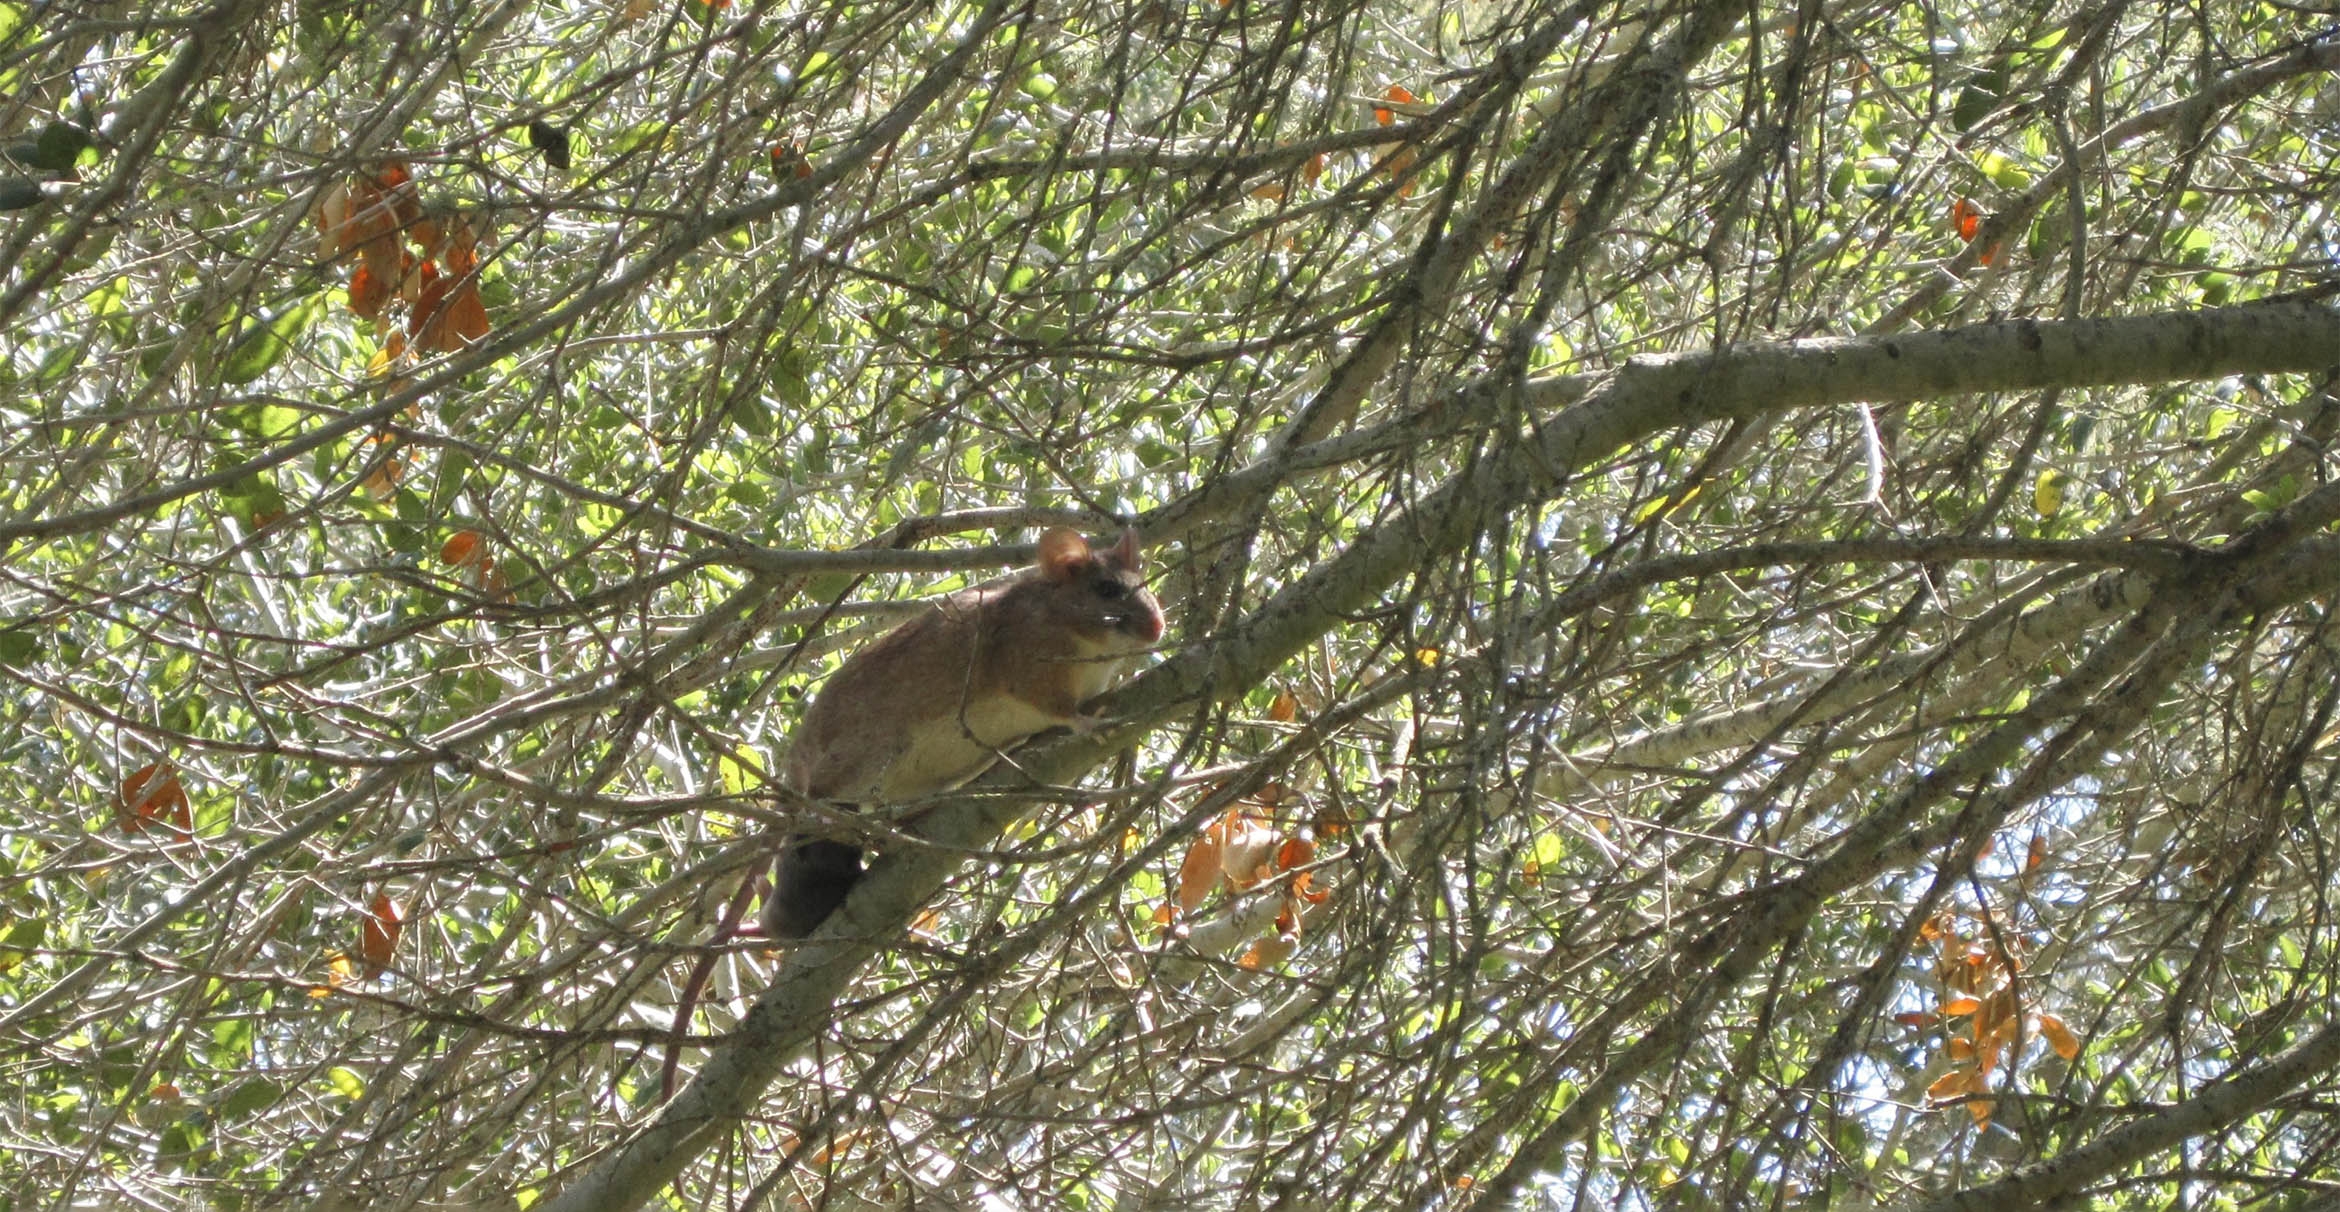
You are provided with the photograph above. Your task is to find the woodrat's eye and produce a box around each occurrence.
[1096,581,1125,600]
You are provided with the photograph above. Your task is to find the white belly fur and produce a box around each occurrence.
[874,692,1068,802]
[872,640,1135,802]
[1063,633,1139,701]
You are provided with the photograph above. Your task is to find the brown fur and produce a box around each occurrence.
[762,528,1164,938]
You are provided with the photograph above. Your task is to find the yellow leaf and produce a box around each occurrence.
[1632,483,1703,524]
[312,952,355,997]
[2034,469,2067,518]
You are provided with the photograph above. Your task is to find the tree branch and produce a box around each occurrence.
[536,299,2340,1210]
[1905,1017,2340,1212]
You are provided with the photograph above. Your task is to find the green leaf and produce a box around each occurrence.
[226,403,305,439]
[727,394,772,436]
[717,747,762,797]
[221,298,322,385]
[1953,65,2009,132]
[0,625,37,667]
[325,1066,366,1100]
[0,915,44,971]
[384,519,425,556]
[31,120,92,171]
[219,1078,283,1121]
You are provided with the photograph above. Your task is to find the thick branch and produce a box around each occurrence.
[534,299,2340,1211]
[1906,1017,2340,1212]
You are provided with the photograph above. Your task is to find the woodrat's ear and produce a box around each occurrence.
[1035,527,1091,582]
[1113,528,1142,571]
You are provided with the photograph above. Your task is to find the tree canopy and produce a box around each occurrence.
[5,0,2340,1208]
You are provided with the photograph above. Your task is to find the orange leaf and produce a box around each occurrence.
[1231,845,1280,890]
[1172,806,1289,915]
[1301,152,1325,186]
[1239,934,1295,969]
[1268,689,1297,722]
[408,266,450,341]
[803,1129,863,1169]
[445,281,492,347]
[1172,816,1227,915]
[1275,835,1314,872]
[1293,868,1329,904]
[2038,1012,2081,1060]
[320,177,403,261]
[448,216,481,273]
[768,142,813,181]
[1924,1069,1971,1102]
[1946,1035,1974,1061]
[1941,996,1981,1016]
[1374,84,1415,126]
[368,332,407,378]
[120,762,193,837]
[359,447,405,501]
[1219,810,1280,891]
[1975,1037,2006,1077]
[473,557,501,594]
[347,261,393,319]
[1892,1011,1938,1029]
[359,893,403,977]
[1951,197,1980,241]
[409,216,445,260]
[313,180,351,258]
[1384,145,1419,197]
[440,530,485,568]
[413,271,491,353]
[373,161,423,227]
[382,251,422,311]
[2026,832,2048,871]
[1250,182,1287,202]
[1978,239,2004,266]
